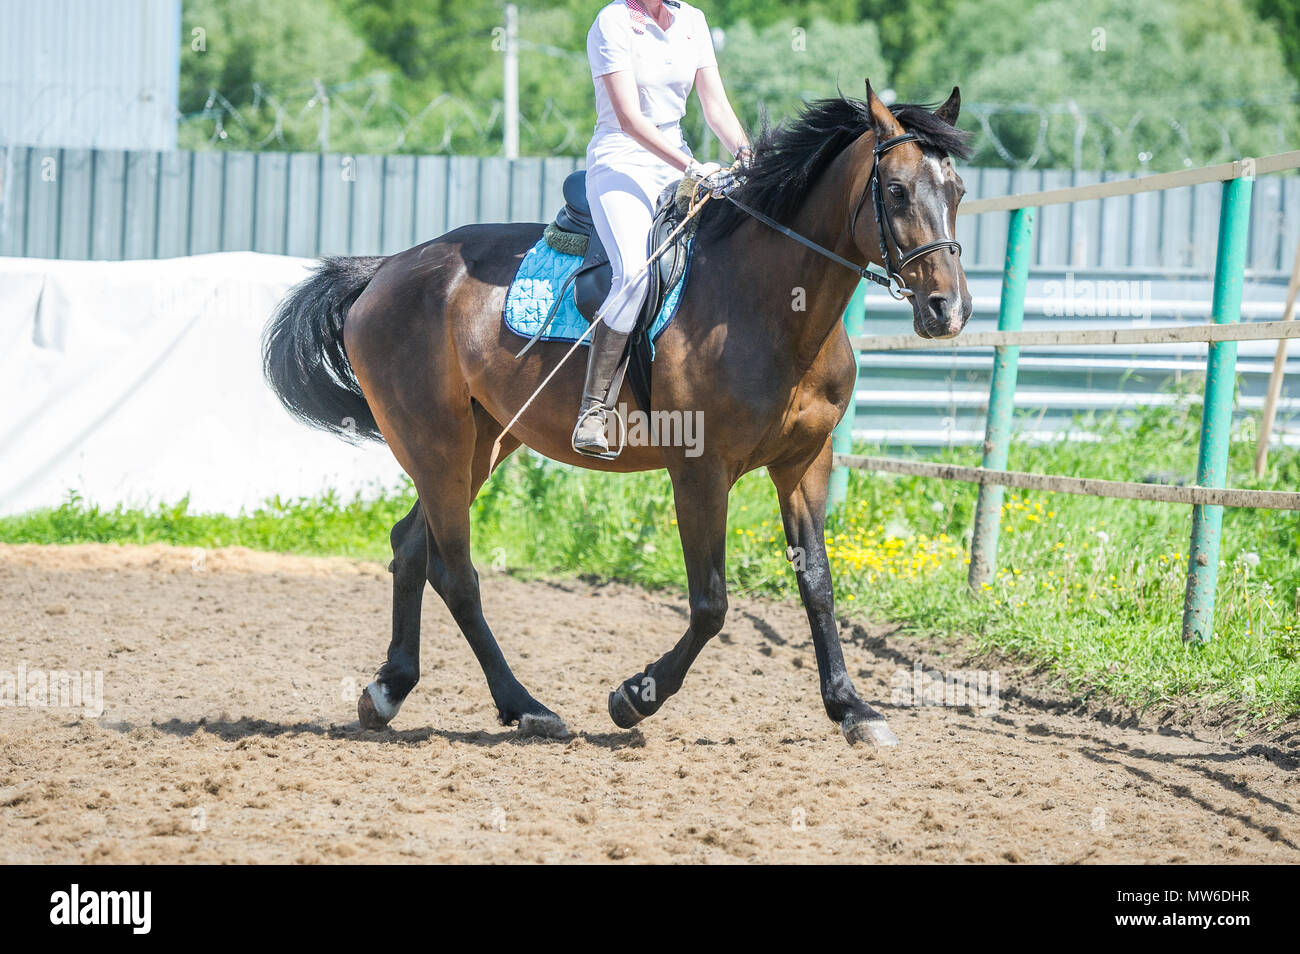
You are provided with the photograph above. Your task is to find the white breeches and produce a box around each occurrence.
[585,126,690,333]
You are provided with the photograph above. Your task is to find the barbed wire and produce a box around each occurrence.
[962,94,1300,173]
[177,77,587,156]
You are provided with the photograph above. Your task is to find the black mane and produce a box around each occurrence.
[698,95,973,240]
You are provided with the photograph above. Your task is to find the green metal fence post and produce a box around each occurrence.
[1182,172,1254,643]
[968,207,1035,590]
[828,280,867,514]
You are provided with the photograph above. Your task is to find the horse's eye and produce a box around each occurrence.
[888,183,907,200]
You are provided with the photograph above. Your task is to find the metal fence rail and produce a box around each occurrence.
[847,270,1300,449]
[959,151,1300,215]
[830,148,1300,646]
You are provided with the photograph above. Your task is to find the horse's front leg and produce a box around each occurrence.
[607,462,730,728]
[769,438,898,747]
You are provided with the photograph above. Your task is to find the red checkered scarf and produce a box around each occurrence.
[624,0,651,33]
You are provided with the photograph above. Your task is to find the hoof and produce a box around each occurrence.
[517,711,570,740]
[357,682,397,730]
[357,691,388,730]
[608,684,646,729]
[842,714,898,748]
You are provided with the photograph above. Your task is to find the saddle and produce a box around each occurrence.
[516,169,699,415]
[520,170,695,346]
[560,171,695,325]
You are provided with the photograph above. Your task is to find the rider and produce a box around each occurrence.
[574,0,751,457]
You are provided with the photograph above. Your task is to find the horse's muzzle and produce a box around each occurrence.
[917,293,971,340]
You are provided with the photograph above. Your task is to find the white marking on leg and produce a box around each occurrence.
[366,681,401,721]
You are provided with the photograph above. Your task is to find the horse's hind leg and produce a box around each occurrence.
[394,403,565,739]
[360,405,562,737]
[358,500,428,729]
[424,454,568,736]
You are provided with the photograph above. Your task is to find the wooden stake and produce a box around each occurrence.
[1254,237,1300,477]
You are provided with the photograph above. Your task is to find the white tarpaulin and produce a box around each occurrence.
[0,252,407,516]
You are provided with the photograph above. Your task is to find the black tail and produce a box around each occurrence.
[262,256,387,442]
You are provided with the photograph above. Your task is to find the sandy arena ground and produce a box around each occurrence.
[0,542,1296,863]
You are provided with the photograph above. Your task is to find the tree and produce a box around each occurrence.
[181,0,373,149]
[176,0,1297,168]
[709,17,889,145]
[1252,0,1300,87]
[903,0,1299,170]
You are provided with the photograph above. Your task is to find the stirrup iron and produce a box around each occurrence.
[571,402,627,461]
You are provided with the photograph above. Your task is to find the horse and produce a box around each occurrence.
[263,82,973,747]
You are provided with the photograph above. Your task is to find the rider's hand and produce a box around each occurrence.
[685,160,739,198]
[684,159,722,181]
[706,166,740,197]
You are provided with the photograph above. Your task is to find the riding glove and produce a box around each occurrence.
[684,159,740,198]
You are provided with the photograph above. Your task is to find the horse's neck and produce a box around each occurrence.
[710,134,876,372]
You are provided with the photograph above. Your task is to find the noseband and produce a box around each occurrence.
[725,131,962,301]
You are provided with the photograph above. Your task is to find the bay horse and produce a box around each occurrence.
[263,82,973,747]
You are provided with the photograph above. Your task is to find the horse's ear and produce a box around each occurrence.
[864,79,904,139]
[934,86,961,126]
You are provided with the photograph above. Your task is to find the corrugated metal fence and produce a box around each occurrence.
[852,271,1299,447]
[3,143,1300,275]
[0,147,582,261]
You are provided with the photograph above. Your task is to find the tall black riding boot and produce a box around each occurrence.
[572,320,630,458]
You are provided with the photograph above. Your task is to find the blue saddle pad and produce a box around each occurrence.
[503,236,693,356]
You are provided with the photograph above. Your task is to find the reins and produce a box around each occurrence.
[729,132,961,301]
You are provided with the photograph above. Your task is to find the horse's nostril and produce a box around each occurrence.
[927,295,949,325]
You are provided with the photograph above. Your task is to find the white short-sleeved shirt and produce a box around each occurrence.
[587,0,717,136]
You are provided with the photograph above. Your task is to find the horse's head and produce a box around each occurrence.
[854,82,972,340]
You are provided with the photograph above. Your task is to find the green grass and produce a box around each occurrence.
[3,401,1298,726]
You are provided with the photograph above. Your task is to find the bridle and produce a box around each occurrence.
[853,133,963,299]
[724,132,962,301]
